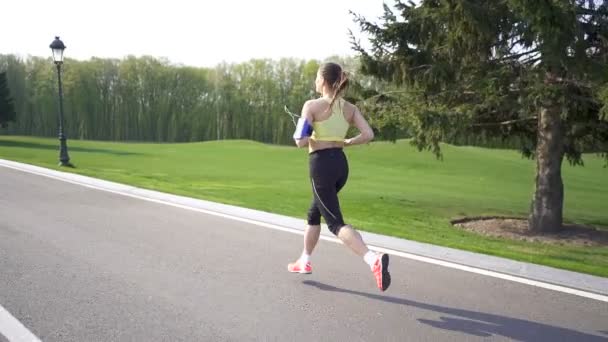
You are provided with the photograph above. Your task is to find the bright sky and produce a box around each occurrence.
[1,0,388,68]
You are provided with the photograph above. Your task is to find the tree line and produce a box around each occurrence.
[0,54,379,145]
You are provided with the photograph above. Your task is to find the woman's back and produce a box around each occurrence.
[308,97,355,153]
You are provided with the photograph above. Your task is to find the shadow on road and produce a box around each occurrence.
[0,140,141,156]
[302,280,606,342]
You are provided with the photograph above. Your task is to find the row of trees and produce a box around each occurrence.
[0,55,379,145]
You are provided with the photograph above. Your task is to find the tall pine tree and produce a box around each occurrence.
[0,71,16,128]
[353,0,608,232]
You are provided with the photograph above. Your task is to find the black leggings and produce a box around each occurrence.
[307,148,349,235]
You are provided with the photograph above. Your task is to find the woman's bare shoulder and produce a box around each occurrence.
[306,98,328,107]
[342,99,358,110]
[342,100,358,120]
[304,98,330,115]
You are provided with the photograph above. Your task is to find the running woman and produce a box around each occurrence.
[288,62,391,292]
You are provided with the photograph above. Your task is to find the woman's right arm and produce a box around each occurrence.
[344,106,374,146]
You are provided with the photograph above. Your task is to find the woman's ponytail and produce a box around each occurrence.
[328,71,349,109]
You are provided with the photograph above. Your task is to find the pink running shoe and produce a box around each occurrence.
[372,253,391,291]
[287,260,312,274]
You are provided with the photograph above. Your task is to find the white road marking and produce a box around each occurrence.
[0,305,41,342]
[1,161,607,304]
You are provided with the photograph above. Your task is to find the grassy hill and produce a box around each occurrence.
[1,135,606,276]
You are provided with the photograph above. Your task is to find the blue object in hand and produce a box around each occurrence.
[293,117,313,139]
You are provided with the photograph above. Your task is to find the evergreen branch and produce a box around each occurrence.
[520,56,542,66]
[497,48,540,62]
[550,76,593,88]
[361,88,477,103]
[507,37,528,52]
[362,89,418,102]
[576,7,602,16]
[408,64,433,71]
[471,117,538,127]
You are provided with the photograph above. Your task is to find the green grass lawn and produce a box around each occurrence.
[1,135,607,277]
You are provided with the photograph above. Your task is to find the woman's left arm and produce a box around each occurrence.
[294,101,314,148]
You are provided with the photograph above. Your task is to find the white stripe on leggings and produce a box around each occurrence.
[311,178,337,220]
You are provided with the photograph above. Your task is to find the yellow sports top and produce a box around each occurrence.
[311,98,350,142]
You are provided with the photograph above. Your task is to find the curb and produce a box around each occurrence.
[1,158,606,300]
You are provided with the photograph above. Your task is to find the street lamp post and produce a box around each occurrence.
[50,36,73,167]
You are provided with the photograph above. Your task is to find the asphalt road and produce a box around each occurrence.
[1,166,606,342]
